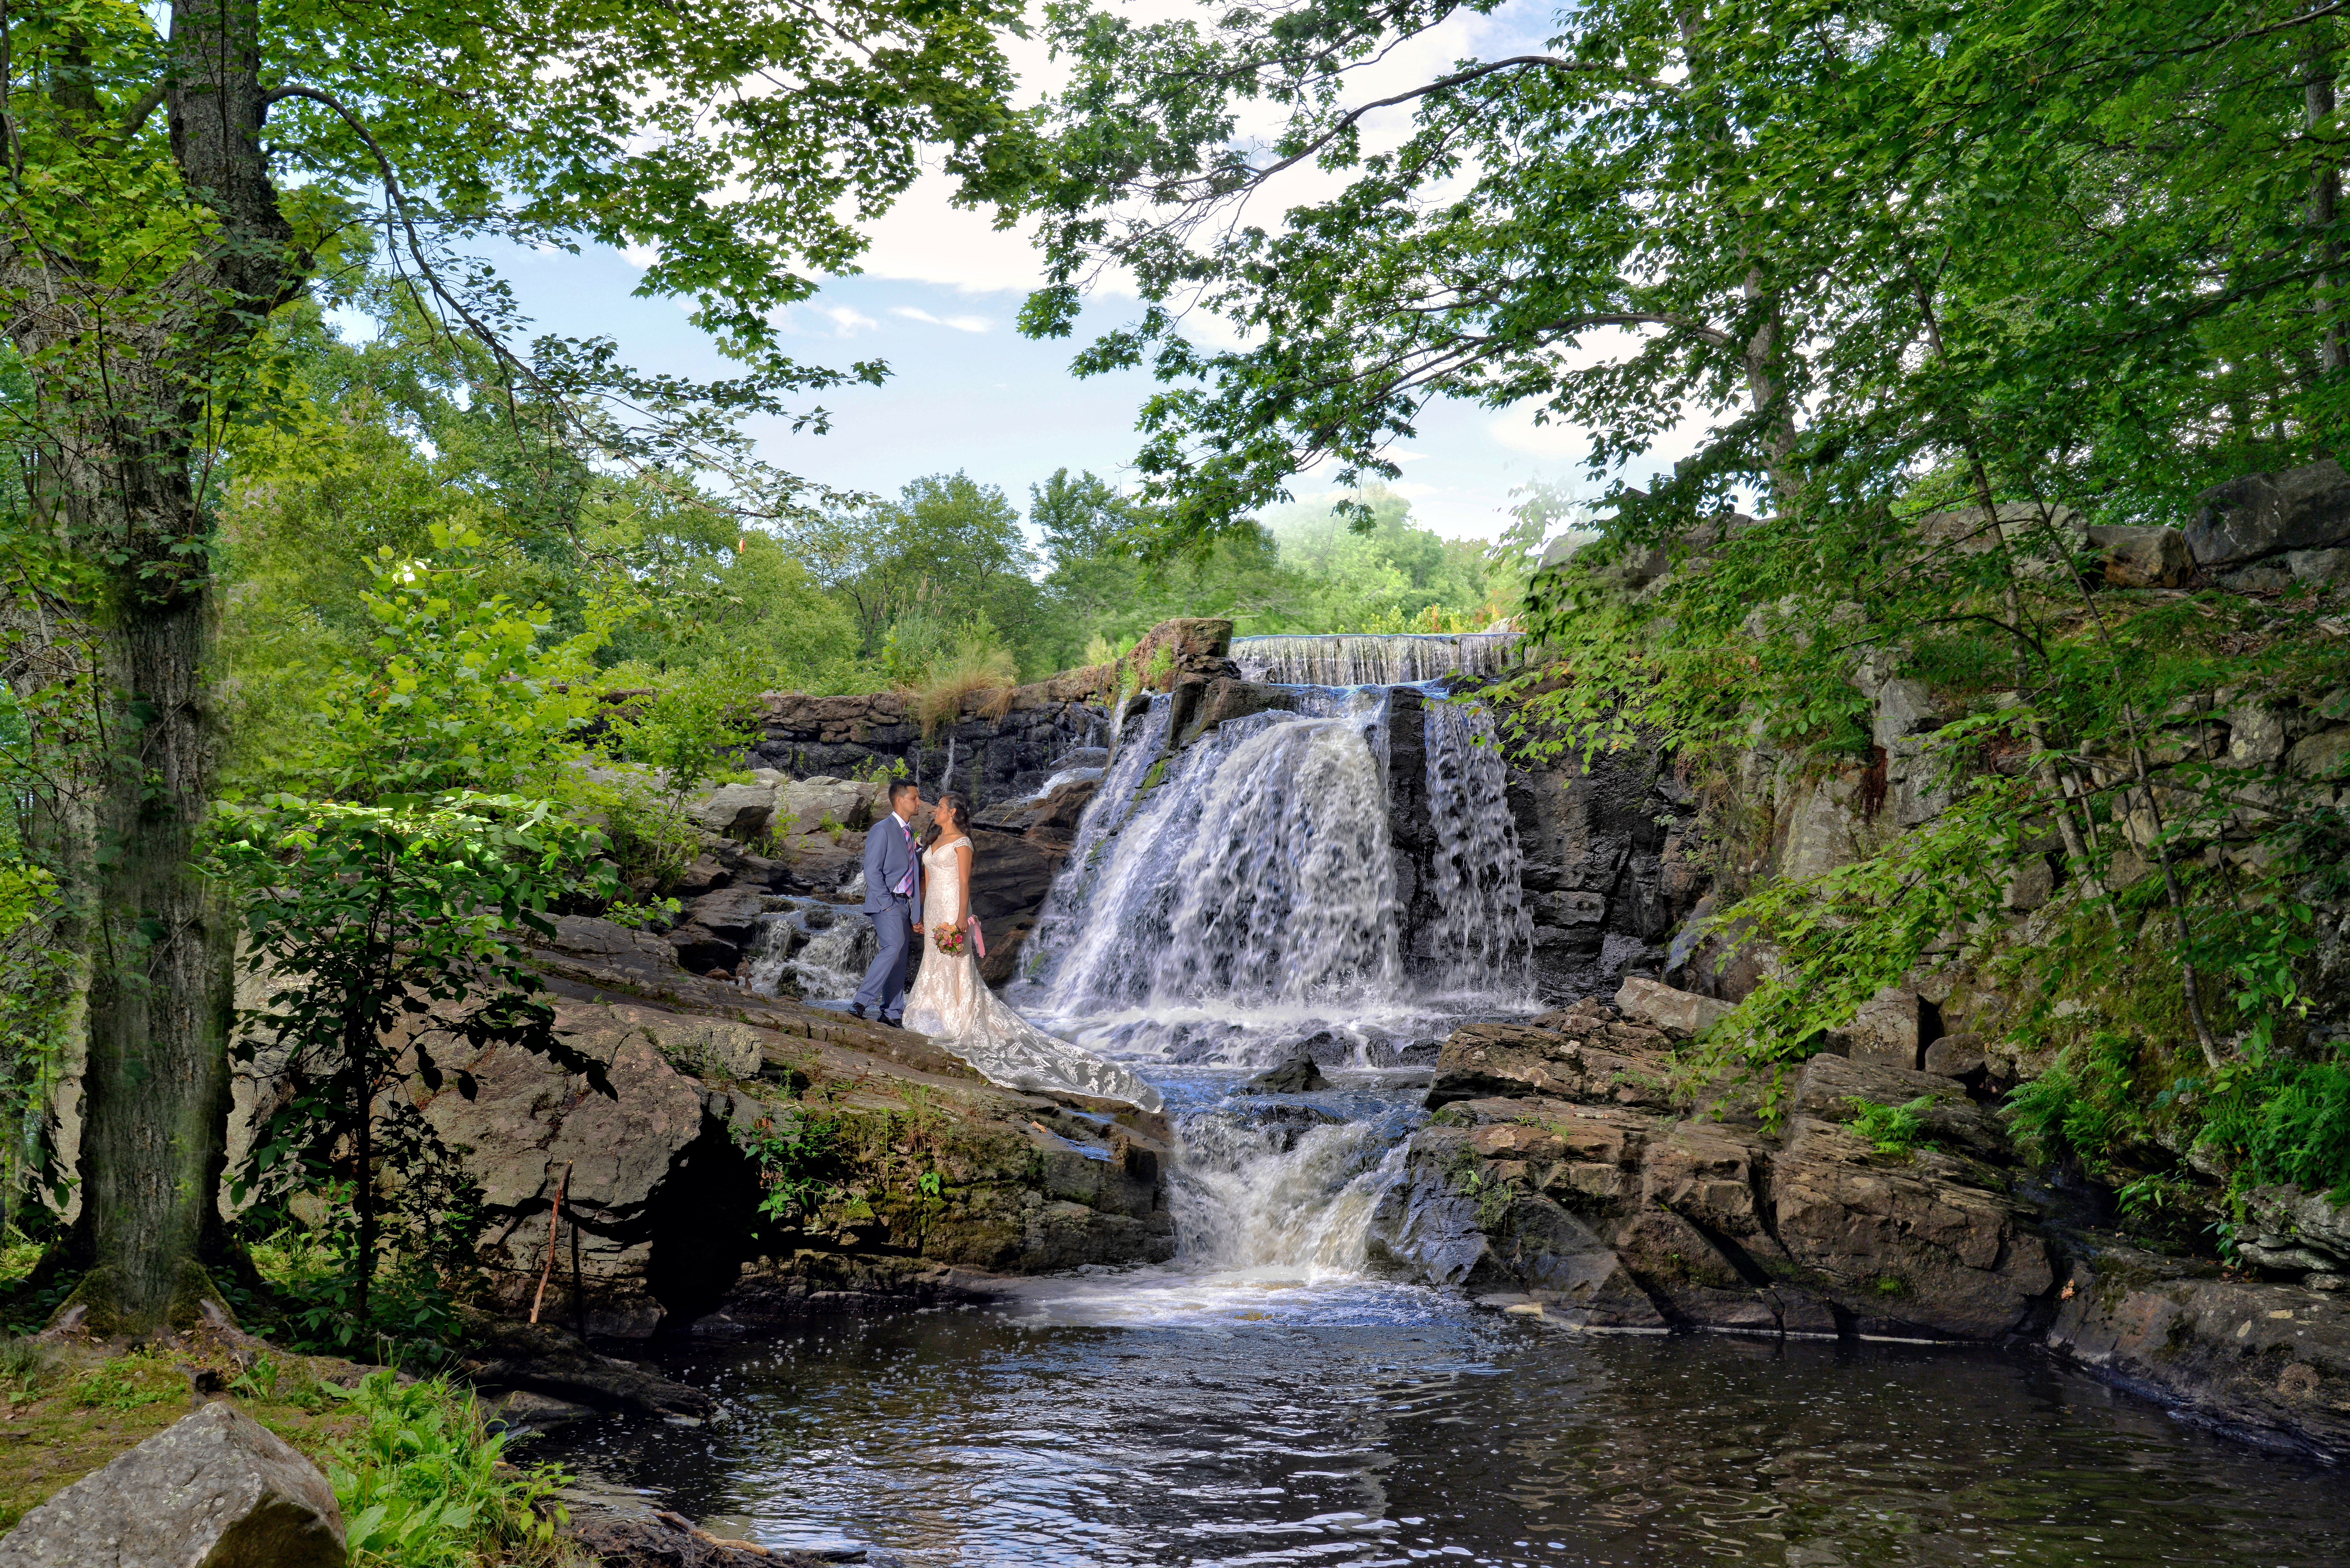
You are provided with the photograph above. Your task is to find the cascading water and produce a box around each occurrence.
[1419,697,1535,1000]
[745,897,873,1000]
[1014,690,1413,1061]
[1168,1097,1416,1280]
[1232,630,1519,686]
[1015,636,1532,1065]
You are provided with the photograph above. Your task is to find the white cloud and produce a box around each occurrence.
[891,305,993,333]
[822,305,879,336]
[1487,403,1587,461]
[852,175,1053,296]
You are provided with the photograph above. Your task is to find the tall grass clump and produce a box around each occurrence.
[909,638,1020,739]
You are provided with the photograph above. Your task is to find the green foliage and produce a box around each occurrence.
[328,1372,570,1568]
[2203,1054,2350,1203]
[280,525,604,806]
[72,1359,176,1412]
[0,1334,57,1395]
[1845,1097,1937,1159]
[215,791,618,1339]
[792,472,1044,674]
[734,1106,848,1220]
[611,680,762,807]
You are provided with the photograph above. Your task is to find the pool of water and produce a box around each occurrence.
[543,1288,2350,1567]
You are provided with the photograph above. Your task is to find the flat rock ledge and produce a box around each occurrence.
[1378,987,2350,1459]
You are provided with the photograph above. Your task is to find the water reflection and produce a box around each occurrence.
[545,1304,2350,1567]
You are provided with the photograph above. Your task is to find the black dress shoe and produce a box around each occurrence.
[848,1003,869,1020]
[880,1015,904,1029]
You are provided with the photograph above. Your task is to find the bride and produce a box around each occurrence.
[901,793,1164,1113]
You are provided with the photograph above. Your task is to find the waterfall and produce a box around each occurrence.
[1019,692,1399,1045]
[1015,634,1536,1065]
[1232,631,1520,686]
[1419,698,1535,1002]
[1171,1104,1413,1278]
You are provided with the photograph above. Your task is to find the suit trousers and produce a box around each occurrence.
[853,893,917,1017]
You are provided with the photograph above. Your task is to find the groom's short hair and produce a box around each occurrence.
[889,779,919,805]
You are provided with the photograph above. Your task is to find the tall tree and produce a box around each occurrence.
[6,0,1028,1330]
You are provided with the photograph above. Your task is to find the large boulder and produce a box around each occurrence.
[683,782,776,841]
[1769,1116,2053,1338]
[1613,976,1731,1038]
[1175,678,1299,747]
[2087,523,2195,588]
[1424,1017,1675,1109]
[2186,459,2350,568]
[0,1402,345,1568]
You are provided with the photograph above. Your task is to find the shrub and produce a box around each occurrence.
[2202,1052,2350,1202]
[330,1371,570,1568]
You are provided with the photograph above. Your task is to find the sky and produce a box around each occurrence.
[446,0,1719,548]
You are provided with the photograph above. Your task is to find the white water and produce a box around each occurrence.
[744,899,871,1000]
[1015,632,1532,1065]
[1232,630,1520,686]
[1419,698,1535,1000]
[1006,1074,1436,1328]
[1014,691,1413,1061]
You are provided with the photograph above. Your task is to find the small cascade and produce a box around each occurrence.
[745,898,872,1000]
[1170,1100,1414,1278]
[1419,698,1535,1001]
[1020,696,1177,970]
[1233,631,1519,686]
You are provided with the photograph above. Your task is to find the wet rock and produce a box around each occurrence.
[1237,1055,1328,1094]
[1365,1129,1662,1329]
[1175,678,1300,747]
[1505,740,1703,1003]
[0,1402,345,1568]
[2186,459,2350,569]
[458,1313,717,1420]
[573,1508,888,1568]
[669,887,769,973]
[484,1388,600,1434]
[2045,1237,2350,1462]
[974,777,1099,844]
[1613,976,1731,1038]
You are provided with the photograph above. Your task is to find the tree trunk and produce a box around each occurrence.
[60,575,238,1331]
[6,0,297,1332]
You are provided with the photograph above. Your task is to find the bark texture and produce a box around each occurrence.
[8,0,298,1329]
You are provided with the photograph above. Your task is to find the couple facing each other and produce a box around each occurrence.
[847,780,1162,1112]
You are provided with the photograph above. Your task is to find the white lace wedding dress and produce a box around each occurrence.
[901,836,1164,1112]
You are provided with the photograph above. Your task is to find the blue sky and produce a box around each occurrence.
[459,0,1716,547]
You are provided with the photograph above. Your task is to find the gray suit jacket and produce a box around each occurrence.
[861,813,924,913]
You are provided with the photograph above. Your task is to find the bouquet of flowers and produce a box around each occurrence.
[932,924,967,956]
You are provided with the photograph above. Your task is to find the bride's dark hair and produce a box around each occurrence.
[924,792,968,848]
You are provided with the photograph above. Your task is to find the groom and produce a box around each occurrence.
[850,779,924,1026]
